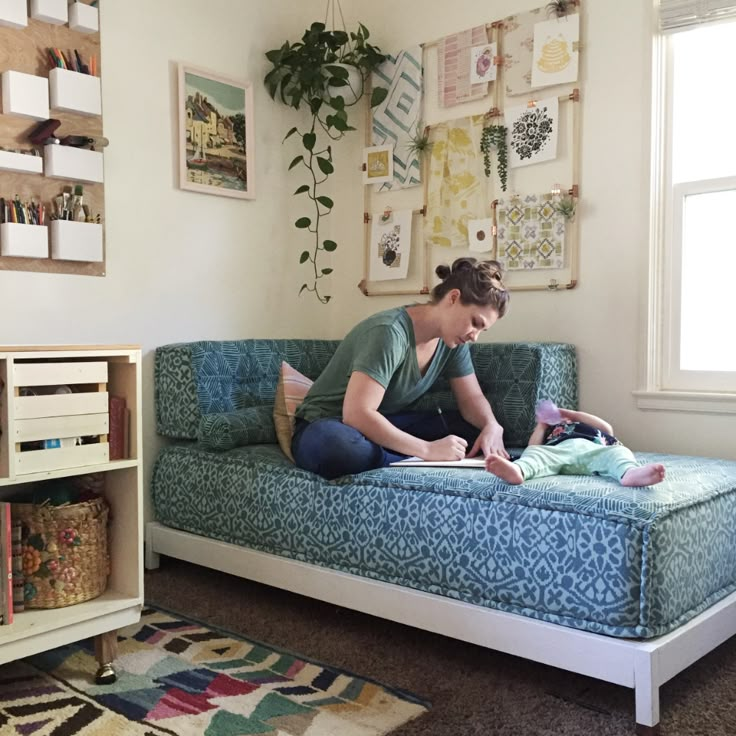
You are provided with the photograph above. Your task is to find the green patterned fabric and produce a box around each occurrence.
[151,446,736,639]
[198,406,277,451]
[155,339,577,446]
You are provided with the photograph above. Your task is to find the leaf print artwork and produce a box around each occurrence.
[505,96,559,168]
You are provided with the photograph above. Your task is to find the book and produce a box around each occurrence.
[0,503,12,625]
[108,395,127,461]
[11,518,24,614]
[389,457,487,468]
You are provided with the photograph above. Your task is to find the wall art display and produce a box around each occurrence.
[502,7,545,96]
[363,144,394,185]
[368,208,413,281]
[531,14,579,89]
[506,96,559,168]
[438,25,489,107]
[425,115,485,249]
[178,64,255,199]
[372,46,423,191]
[470,42,498,84]
[468,217,494,252]
[496,193,565,270]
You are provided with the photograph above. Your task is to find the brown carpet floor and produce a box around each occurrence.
[145,558,736,736]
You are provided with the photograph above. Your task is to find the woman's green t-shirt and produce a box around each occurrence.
[295,306,474,421]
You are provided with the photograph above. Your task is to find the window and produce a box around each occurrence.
[645,2,736,406]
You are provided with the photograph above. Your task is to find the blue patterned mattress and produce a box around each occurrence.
[151,444,736,639]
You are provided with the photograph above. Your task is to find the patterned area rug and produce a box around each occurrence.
[0,607,428,735]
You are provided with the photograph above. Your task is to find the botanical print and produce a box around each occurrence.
[496,193,565,270]
[531,15,579,88]
[506,96,559,168]
[369,209,412,281]
[425,115,486,249]
[470,42,497,84]
[371,46,423,190]
[468,217,494,252]
[363,145,394,185]
[178,65,255,199]
[502,7,545,96]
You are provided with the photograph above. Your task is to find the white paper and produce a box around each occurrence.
[390,457,487,468]
[531,15,579,89]
[468,217,494,252]
[506,96,559,168]
[368,208,412,281]
[469,42,497,84]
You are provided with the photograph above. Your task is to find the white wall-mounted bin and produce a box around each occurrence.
[1,70,50,120]
[67,1,97,33]
[0,149,43,174]
[0,0,27,28]
[50,220,103,262]
[0,223,49,258]
[29,0,67,24]
[49,67,101,116]
[44,143,103,183]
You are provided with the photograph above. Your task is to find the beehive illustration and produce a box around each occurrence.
[537,36,571,73]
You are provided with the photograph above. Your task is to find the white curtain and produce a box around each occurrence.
[658,0,736,32]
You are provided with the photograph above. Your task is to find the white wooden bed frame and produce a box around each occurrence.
[145,521,736,734]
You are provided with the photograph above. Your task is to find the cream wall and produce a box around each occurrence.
[326,0,736,461]
[0,0,326,501]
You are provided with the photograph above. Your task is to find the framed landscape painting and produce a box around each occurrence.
[178,64,255,199]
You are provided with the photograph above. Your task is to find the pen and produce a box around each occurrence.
[437,406,449,434]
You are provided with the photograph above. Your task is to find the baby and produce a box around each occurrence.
[485,401,666,487]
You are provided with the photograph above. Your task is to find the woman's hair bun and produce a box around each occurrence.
[435,264,451,280]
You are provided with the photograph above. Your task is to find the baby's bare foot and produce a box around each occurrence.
[621,463,666,487]
[485,455,524,484]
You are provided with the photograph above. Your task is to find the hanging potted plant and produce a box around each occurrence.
[264,19,388,303]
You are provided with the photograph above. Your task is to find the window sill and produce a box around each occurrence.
[633,390,736,414]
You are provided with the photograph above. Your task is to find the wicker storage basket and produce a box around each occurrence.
[12,496,110,609]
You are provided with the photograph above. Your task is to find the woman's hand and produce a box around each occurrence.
[467,421,509,459]
[422,435,468,461]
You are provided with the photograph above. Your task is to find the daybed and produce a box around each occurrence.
[146,338,736,734]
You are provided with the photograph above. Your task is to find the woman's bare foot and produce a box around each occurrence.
[621,463,666,487]
[485,455,524,484]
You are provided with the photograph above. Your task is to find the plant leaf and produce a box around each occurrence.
[293,184,310,195]
[317,157,334,175]
[299,283,308,295]
[302,132,316,151]
[295,217,311,228]
[321,268,333,275]
[323,239,337,252]
[299,250,310,263]
[283,126,298,142]
[371,86,388,108]
[317,196,334,208]
[288,155,304,170]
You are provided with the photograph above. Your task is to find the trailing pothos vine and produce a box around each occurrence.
[264,22,387,303]
[480,124,508,192]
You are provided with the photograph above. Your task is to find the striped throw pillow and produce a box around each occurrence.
[273,361,313,462]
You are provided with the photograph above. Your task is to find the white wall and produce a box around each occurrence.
[325,0,736,461]
[0,0,326,503]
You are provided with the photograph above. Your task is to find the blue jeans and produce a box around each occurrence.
[292,410,479,480]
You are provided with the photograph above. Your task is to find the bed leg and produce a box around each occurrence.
[145,523,160,570]
[634,650,660,735]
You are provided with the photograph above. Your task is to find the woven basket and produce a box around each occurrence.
[12,496,110,609]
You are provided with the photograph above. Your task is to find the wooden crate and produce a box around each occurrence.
[12,360,109,474]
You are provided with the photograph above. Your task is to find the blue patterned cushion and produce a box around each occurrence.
[155,339,577,446]
[151,446,736,639]
[198,407,277,451]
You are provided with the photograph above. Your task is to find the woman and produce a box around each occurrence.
[292,257,510,479]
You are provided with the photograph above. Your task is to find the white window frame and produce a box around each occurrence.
[636,19,736,413]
